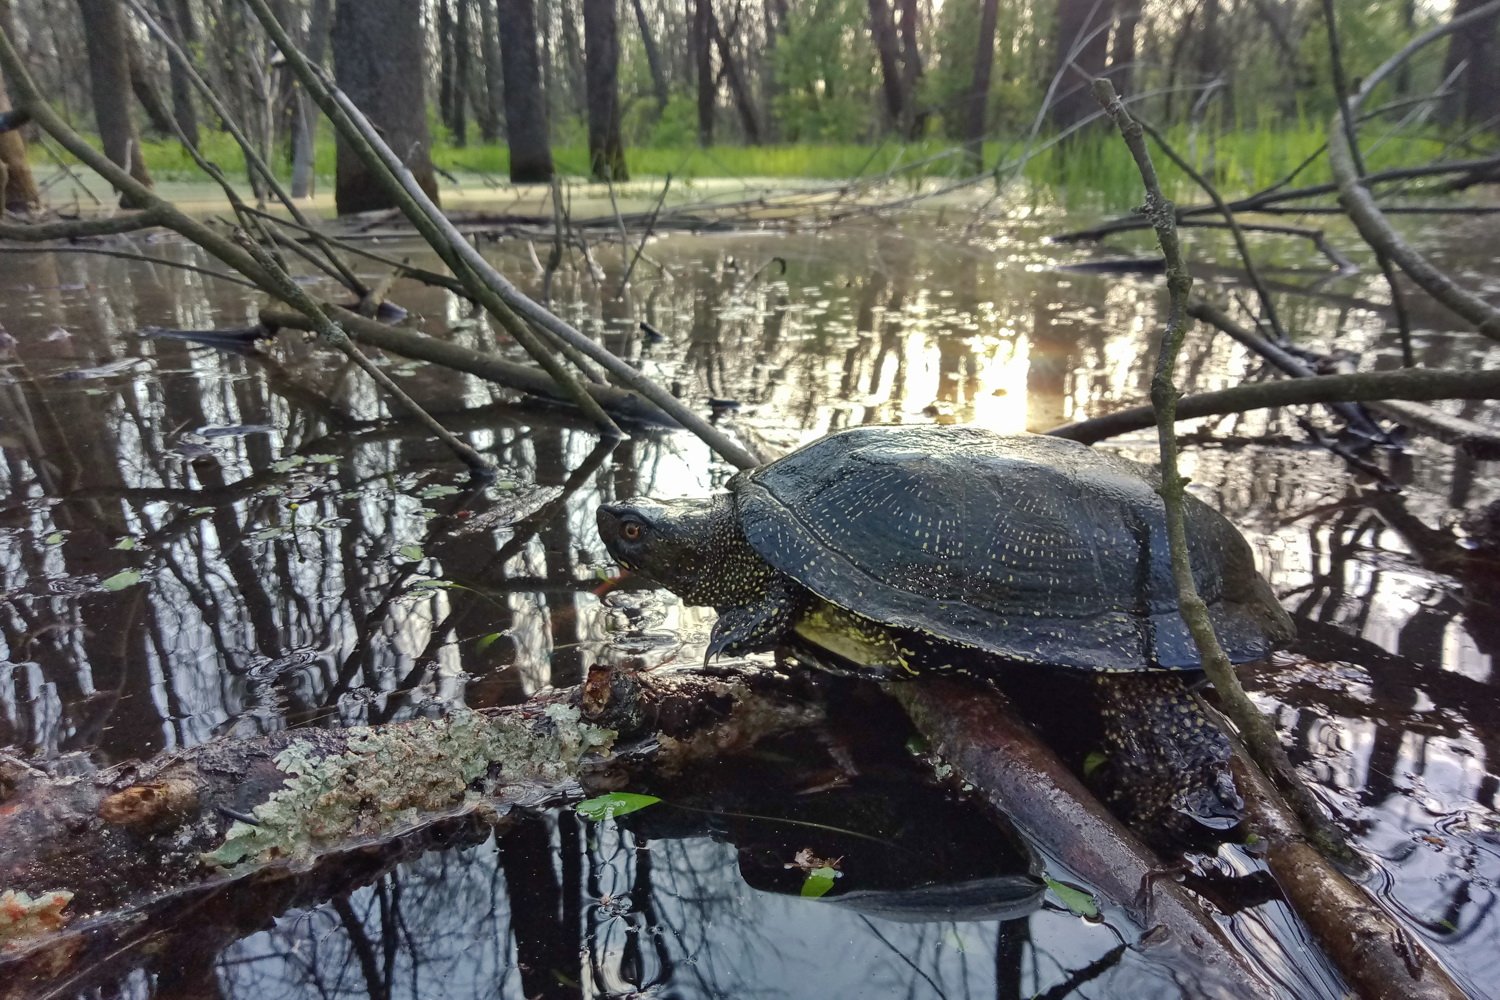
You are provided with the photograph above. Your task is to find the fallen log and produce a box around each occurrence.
[0,662,825,968]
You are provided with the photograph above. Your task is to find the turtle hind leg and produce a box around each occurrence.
[705,577,807,662]
[1092,673,1243,832]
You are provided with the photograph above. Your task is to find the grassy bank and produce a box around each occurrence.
[45,124,1472,211]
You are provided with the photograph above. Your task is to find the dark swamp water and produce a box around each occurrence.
[0,207,1498,999]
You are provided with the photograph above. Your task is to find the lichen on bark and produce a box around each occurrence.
[205,705,614,868]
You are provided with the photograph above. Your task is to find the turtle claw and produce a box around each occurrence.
[1173,771,1245,831]
[705,585,805,663]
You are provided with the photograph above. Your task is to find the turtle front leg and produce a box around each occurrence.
[705,579,807,662]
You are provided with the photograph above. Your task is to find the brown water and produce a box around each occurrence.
[1,208,1498,998]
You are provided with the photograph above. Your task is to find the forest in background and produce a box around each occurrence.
[1,0,1496,213]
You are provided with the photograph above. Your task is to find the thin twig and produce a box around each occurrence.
[1134,116,1289,341]
[1090,78,1355,862]
[617,174,671,299]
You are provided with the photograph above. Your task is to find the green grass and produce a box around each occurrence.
[54,121,1484,211]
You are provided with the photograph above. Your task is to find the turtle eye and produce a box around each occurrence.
[621,520,645,542]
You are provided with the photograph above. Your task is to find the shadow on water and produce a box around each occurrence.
[0,212,1497,997]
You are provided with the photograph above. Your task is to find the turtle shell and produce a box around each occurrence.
[730,425,1293,672]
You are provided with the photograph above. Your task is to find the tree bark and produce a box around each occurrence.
[584,0,627,180]
[963,0,999,169]
[1109,0,1142,96]
[631,0,669,110]
[694,0,714,145]
[476,0,505,141]
[1048,0,1113,130]
[126,36,176,138]
[868,0,903,131]
[330,0,439,214]
[497,0,554,182]
[710,7,761,143]
[894,0,924,138]
[290,0,332,199]
[0,68,39,212]
[438,0,457,138]
[453,0,473,147]
[74,0,153,201]
[1439,0,1500,127]
[154,0,200,147]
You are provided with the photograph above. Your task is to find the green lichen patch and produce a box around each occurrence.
[205,705,614,868]
[0,889,75,949]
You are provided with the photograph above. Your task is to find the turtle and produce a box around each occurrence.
[596,425,1295,830]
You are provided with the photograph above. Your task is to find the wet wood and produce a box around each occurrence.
[889,679,1267,994]
[1220,713,1468,1000]
[0,663,823,959]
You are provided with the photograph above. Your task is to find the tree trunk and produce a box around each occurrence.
[330,0,439,214]
[894,0,924,138]
[438,0,457,138]
[74,0,153,200]
[584,0,627,180]
[963,0,999,169]
[1048,0,1114,131]
[126,37,176,138]
[290,0,332,199]
[867,0,903,131]
[453,0,473,147]
[497,0,554,182]
[477,0,505,141]
[631,0,669,110]
[154,0,200,146]
[710,8,761,143]
[0,69,39,212]
[761,0,784,141]
[1439,0,1500,128]
[1109,0,1142,96]
[694,0,714,145]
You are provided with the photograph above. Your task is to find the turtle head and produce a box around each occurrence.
[597,494,769,608]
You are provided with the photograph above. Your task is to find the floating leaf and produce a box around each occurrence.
[271,456,306,473]
[113,537,138,550]
[475,631,506,652]
[305,454,339,464]
[419,484,461,499]
[576,792,661,821]
[398,544,424,562]
[1083,751,1108,777]
[43,531,65,545]
[100,570,142,592]
[1044,877,1099,919]
[409,578,465,592]
[189,506,214,516]
[801,867,839,898]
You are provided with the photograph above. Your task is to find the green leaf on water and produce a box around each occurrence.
[419,484,461,499]
[100,570,142,592]
[113,536,138,550]
[43,531,65,545]
[1044,877,1099,919]
[305,454,339,464]
[409,578,463,591]
[398,544,424,562]
[188,506,214,516]
[1083,751,1108,777]
[271,456,306,473]
[576,792,661,821]
[475,631,506,652]
[801,867,839,899]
